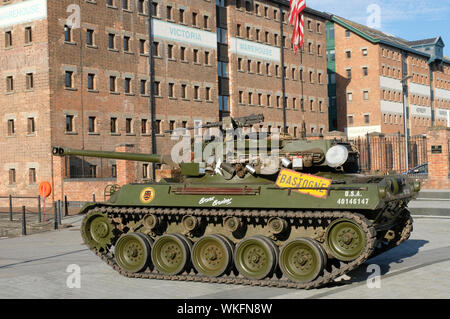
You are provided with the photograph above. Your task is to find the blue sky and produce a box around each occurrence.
[309,0,450,57]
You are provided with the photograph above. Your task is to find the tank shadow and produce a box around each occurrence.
[320,239,429,288]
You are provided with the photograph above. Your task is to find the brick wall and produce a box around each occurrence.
[422,127,450,189]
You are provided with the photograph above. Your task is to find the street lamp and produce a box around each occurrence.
[401,75,413,171]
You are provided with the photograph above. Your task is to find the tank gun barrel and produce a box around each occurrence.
[52,146,176,166]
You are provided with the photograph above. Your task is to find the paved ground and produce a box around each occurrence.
[1,214,449,299]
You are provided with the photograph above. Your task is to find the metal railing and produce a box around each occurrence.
[351,134,427,175]
[0,196,69,237]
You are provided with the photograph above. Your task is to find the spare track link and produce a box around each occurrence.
[371,209,413,259]
[84,205,379,289]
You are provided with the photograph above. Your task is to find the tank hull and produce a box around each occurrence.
[79,175,414,289]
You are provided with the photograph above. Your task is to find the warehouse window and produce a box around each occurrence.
[152,41,159,56]
[141,119,148,134]
[192,12,197,26]
[29,168,37,184]
[108,33,115,49]
[143,164,149,178]
[194,86,200,100]
[88,117,96,133]
[155,120,161,134]
[193,49,199,63]
[180,46,186,61]
[179,8,185,23]
[86,29,95,46]
[140,79,147,95]
[126,118,133,134]
[168,83,175,98]
[110,76,117,92]
[181,84,187,99]
[64,25,72,42]
[110,117,117,133]
[123,36,130,52]
[65,71,73,88]
[167,6,172,20]
[124,77,132,94]
[153,81,160,96]
[7,119,15,135]
[27,117,36,134]
[138,0,145,14]
[348,115,354,125]
[239,91,244,104]
[6,76,14,92]
[139,39,146,55]
[66,115,74,132]
[9,169,16,185]
[363,67,368,76]
[5,30,12,47]
[363,90,369,100]
[25,27,32,44]
[87,73,96,90]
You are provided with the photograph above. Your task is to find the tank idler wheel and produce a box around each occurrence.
[115,232,153,273]
[152,234,192,275]
[326,219,366,261]
[234,235,279,280]
[279,238,326,283]
[81,211,116,251]
[192,234,234,277]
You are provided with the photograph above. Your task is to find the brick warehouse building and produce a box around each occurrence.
[327,15,450,138]
[0,0,331,201]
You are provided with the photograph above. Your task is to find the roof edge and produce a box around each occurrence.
[332,16,437,61]
[331,16,379,43]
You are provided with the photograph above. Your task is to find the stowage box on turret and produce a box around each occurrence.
[52,114,419,289]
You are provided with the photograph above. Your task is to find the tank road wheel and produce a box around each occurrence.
[326,219,366,261]
[192,234,234,277]
[115,233,153,273]
[279,238,326,283]
[234,236,278,280]
[152,234,192,275]
[81,211,116,251]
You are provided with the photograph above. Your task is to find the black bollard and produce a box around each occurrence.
[58,200,62,225]
[38,196,42,223]
[54,202,58,230]
[22,206,27,236]
[64,195,69,217]
[9,195,13,221]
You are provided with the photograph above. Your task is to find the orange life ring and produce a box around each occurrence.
[39,181,52,198]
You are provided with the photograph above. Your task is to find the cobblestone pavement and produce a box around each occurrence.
[0,215,449,299]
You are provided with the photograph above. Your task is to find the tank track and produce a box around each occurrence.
[83,205,412,289]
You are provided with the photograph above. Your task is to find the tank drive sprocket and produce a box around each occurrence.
[81,210,118,251]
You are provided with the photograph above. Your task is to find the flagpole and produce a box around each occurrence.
[280,4,287,134]
[289,0,306,136]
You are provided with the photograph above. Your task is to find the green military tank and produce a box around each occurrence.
[52,114,419,289]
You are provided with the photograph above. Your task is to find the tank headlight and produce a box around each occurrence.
[281,157,291,168]
[413,180,421,192]
[389,178,399,194]
[325,145,349,168]
[378,186,387,199]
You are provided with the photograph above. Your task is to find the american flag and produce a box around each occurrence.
[289,0,306,54]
